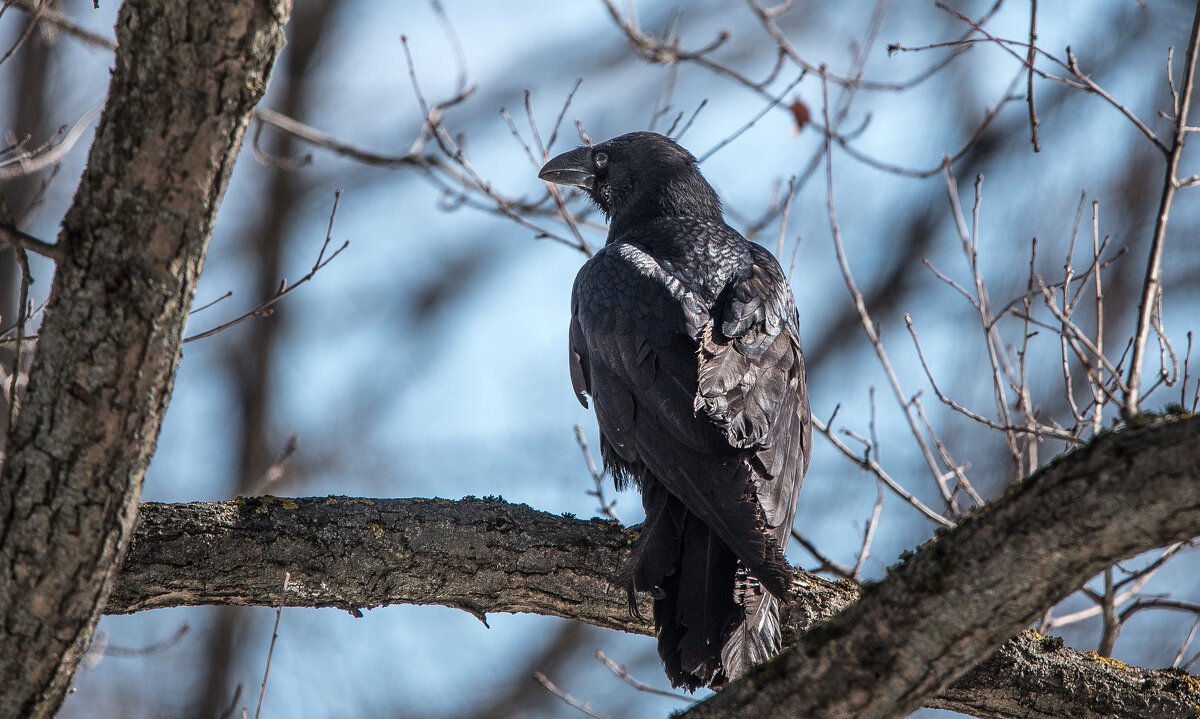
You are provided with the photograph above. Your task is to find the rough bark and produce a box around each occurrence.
[682,413,1200,719]
[0,2,291,717]
[108,414,1200,719]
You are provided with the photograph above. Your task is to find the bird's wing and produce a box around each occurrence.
[697,241,811,536]
[571,240,793,594]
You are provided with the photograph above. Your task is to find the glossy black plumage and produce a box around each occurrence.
[540,132,811,691]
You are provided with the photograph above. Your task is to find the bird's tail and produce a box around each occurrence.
[717,566,781,683]
[628,489,786,691]
[652,514,739,691]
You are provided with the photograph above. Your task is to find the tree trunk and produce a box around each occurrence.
[0,2,291,717]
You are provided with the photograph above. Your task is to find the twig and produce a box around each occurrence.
[594,651,692,702]
[574,425,618,520]
[246,435,299,497]
[11,0,115,50]
[254,571,290,719]
[1045,541,1188,630]
[697,72,804,163]
[191,291,234,315]
[2,0,50,67]
[252,108,430,169]
[904,315,1082,444]
[0,103,103,181]
[820,71,969,517]
[1026,0,1040,151]
[853,480,884,580]
[400,38,594,255]
[936,3,1167,153]
[776,175,797,261]
[753,0,1003,93]
[912,395,982,509]
[533,672,615,719]
[1032,278,1129,395]
[1125,4,1200,416]
[546,78,583,153]
[1174,615,1200,668]
[790,527,854,579]
[217,685,243,719]
[1091,201,1107,435]
[93,624,190,657]
[250,119,312,171]
[1118,598,1200,624]
[671,98,708,141]
[812,414,953,528]
[944,165,1022,474]
[183,191,349,343]
[430,0,468,98]
[0,224,64,262]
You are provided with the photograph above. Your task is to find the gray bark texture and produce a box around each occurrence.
[0,1,291,717]
[109,413,1200,719]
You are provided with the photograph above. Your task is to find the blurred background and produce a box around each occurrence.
[3,1,1200,717]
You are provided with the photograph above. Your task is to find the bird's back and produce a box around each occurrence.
[544,131,809,690]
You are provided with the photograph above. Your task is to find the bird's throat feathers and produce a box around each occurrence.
[604,166,723,241]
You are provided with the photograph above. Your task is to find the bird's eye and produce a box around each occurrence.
[594,152,608,169]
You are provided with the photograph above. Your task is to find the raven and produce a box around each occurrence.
[539,132,811,690]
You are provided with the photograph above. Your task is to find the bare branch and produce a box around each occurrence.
[183,192,349,343]
[1027,0,1041,151]
[253,572,290,719]
[0,223,61,262]
[0,104,102,181]
[533,672,615,719]
[594,651,692,703]
[1126,4,1200,415]
[11,0,116,50]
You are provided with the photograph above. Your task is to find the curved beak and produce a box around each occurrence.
[538,146,594,191]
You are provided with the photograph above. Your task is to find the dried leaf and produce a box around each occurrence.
[789,99,810,135]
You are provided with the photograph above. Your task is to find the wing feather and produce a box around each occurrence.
[697,243,811,538]
[571,241,794,594]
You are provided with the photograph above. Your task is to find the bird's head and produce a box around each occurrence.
[538,132,721,237]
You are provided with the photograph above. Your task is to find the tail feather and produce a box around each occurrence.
[673,519,738,681]
[622,480,686,618]
[718,567,781,684]
[629,482,789,691]
[652,513,739,691]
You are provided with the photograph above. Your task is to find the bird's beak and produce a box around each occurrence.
[538,146,594,190]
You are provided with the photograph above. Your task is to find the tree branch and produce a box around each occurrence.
[1124,3,1200,415]
[0,223,63,262]
[111,414,1200,719]
[683,412,1200,719]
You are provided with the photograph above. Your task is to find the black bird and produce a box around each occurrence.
[539,132,811,690]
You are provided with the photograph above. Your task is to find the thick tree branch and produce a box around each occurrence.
[683,413,1200,719]
[0,2,291,717]
[110,415,1200,719]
